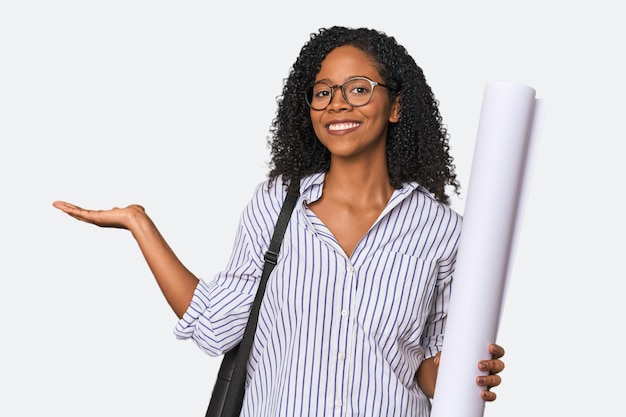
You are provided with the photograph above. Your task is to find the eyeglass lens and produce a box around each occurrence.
[306,77,378,110]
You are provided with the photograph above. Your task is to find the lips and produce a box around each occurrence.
[327,121,361,131]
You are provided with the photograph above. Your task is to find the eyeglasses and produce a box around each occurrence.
[305,76,388,111]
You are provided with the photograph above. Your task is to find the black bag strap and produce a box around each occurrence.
[217,186,299,417]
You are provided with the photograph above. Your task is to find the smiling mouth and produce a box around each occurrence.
[328,122,360,131]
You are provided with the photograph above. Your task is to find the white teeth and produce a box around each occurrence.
[328,122,359,131]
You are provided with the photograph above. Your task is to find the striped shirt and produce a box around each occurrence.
[174,173,462,417]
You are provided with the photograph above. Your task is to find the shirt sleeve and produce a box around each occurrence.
[173,179,286,356]
[420,272,452,359]
[173,221,261,356]
[420,243,457,360]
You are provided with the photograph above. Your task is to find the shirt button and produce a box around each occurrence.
[338,352,346,361]
[335,400,342,408]
[348,265,355,272]
[341,309,348,317]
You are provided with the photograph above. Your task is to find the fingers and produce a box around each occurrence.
[476,343,505,402]
[52,201,94,223]
[479,357,505,374]
[489,343,505,359]
[481,388,497,402]
[52,201,95,220]
[477,374,501,402]
[478,343,505,374]
[52,200,80,212]
[52,200,131,229]
[476,374,501,389]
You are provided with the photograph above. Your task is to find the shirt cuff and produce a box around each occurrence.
[173,280,221,353]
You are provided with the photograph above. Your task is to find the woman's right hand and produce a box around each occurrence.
[53,199,199,318]
[52,201,147,231]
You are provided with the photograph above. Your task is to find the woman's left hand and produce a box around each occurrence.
[476,343,505,401]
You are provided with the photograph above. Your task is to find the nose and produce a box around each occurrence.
[327,85,350,110]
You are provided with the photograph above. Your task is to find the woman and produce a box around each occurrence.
[53,26,505,416]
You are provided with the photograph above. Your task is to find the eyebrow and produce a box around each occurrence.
[314,75,377,84]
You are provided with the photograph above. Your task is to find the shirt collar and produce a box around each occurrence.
[298,172,435,205]
[299,173,326,204]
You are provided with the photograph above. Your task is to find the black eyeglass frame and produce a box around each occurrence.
[305,76,389,111]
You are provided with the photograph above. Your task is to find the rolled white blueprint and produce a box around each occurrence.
[430,82,541,417]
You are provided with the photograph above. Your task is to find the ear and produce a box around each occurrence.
[388,96,401,123]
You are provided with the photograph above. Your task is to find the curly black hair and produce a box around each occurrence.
[267,26,460,204]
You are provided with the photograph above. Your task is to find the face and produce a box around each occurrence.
[309,45,400,162]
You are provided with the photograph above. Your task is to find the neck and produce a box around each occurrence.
[324,157,393,206]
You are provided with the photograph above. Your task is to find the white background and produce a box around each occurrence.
[1,1,623,416]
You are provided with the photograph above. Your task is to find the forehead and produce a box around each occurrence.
[315,45,381,82]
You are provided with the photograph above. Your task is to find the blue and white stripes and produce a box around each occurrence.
[175,173,462,417]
